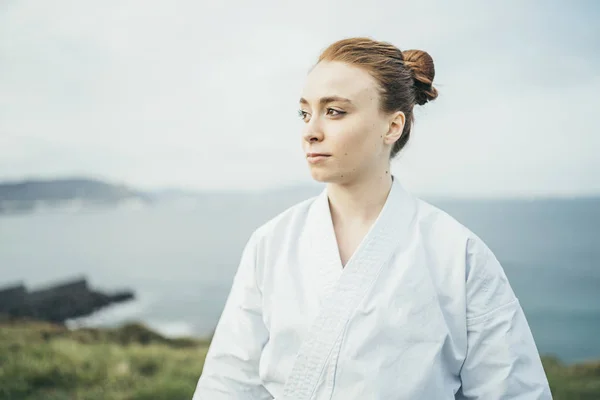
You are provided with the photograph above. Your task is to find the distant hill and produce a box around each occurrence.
[0,178,152,214]
[0,177,324,216]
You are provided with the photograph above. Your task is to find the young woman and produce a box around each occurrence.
[193,37,552,399]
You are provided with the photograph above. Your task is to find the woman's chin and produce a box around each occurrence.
[309,168,345,184]
[308,169,331,183]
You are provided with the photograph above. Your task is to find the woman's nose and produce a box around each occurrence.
[303,120,324,143]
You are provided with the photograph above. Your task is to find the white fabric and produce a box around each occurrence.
[192,178,552,399]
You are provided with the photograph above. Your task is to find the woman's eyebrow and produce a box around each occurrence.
[299,96,354,106]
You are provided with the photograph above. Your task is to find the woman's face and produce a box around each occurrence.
[299,61,404,185]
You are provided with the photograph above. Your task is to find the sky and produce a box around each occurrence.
[0,0,598,197]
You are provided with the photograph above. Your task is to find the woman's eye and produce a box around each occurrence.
[298,108,343,121]
[326,108,344,116]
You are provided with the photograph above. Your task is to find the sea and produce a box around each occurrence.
[1,190,599,365]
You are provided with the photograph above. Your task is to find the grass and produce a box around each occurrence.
[0,320,599,399]
[541,356,600,399]
[0,320,209,400]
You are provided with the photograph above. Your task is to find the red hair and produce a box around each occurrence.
[317,37,438,157]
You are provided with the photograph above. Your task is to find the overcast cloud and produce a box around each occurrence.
[0,0,598,197]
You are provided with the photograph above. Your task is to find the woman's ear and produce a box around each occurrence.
[384,111,405,145]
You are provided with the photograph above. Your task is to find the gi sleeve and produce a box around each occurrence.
[457,237,553,399]
[192,231,273,400]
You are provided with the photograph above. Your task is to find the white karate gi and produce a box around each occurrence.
[193,177,552,399]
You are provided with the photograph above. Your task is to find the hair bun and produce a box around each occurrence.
[401,49,438,106]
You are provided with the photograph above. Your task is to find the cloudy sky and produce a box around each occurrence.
[0,0,598,197]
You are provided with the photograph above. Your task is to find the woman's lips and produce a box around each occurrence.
[306,153,331,164]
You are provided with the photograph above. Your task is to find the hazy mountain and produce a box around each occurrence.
[0,178,152,214]
[0,177,324,216]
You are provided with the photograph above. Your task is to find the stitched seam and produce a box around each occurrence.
[466,298,519,326]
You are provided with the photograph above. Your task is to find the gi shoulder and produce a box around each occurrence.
[413,198,477,252]
[413,198,501,276]
[250,194,319,244]
[236,195,319,289]
[414,198,516,321]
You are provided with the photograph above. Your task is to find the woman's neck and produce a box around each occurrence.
[326,169,393,225]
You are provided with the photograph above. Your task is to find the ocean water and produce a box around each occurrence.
[1,192,599,364]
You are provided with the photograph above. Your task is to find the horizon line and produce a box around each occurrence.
[0,174,599,201]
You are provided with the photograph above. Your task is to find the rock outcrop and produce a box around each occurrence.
[0,277,134,323]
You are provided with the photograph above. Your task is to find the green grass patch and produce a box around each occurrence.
[0,320,598,399]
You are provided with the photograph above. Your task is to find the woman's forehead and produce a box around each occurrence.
[301,61,379,105]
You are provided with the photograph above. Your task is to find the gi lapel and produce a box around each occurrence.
[282,177,417,399]
[306,187,344,303]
